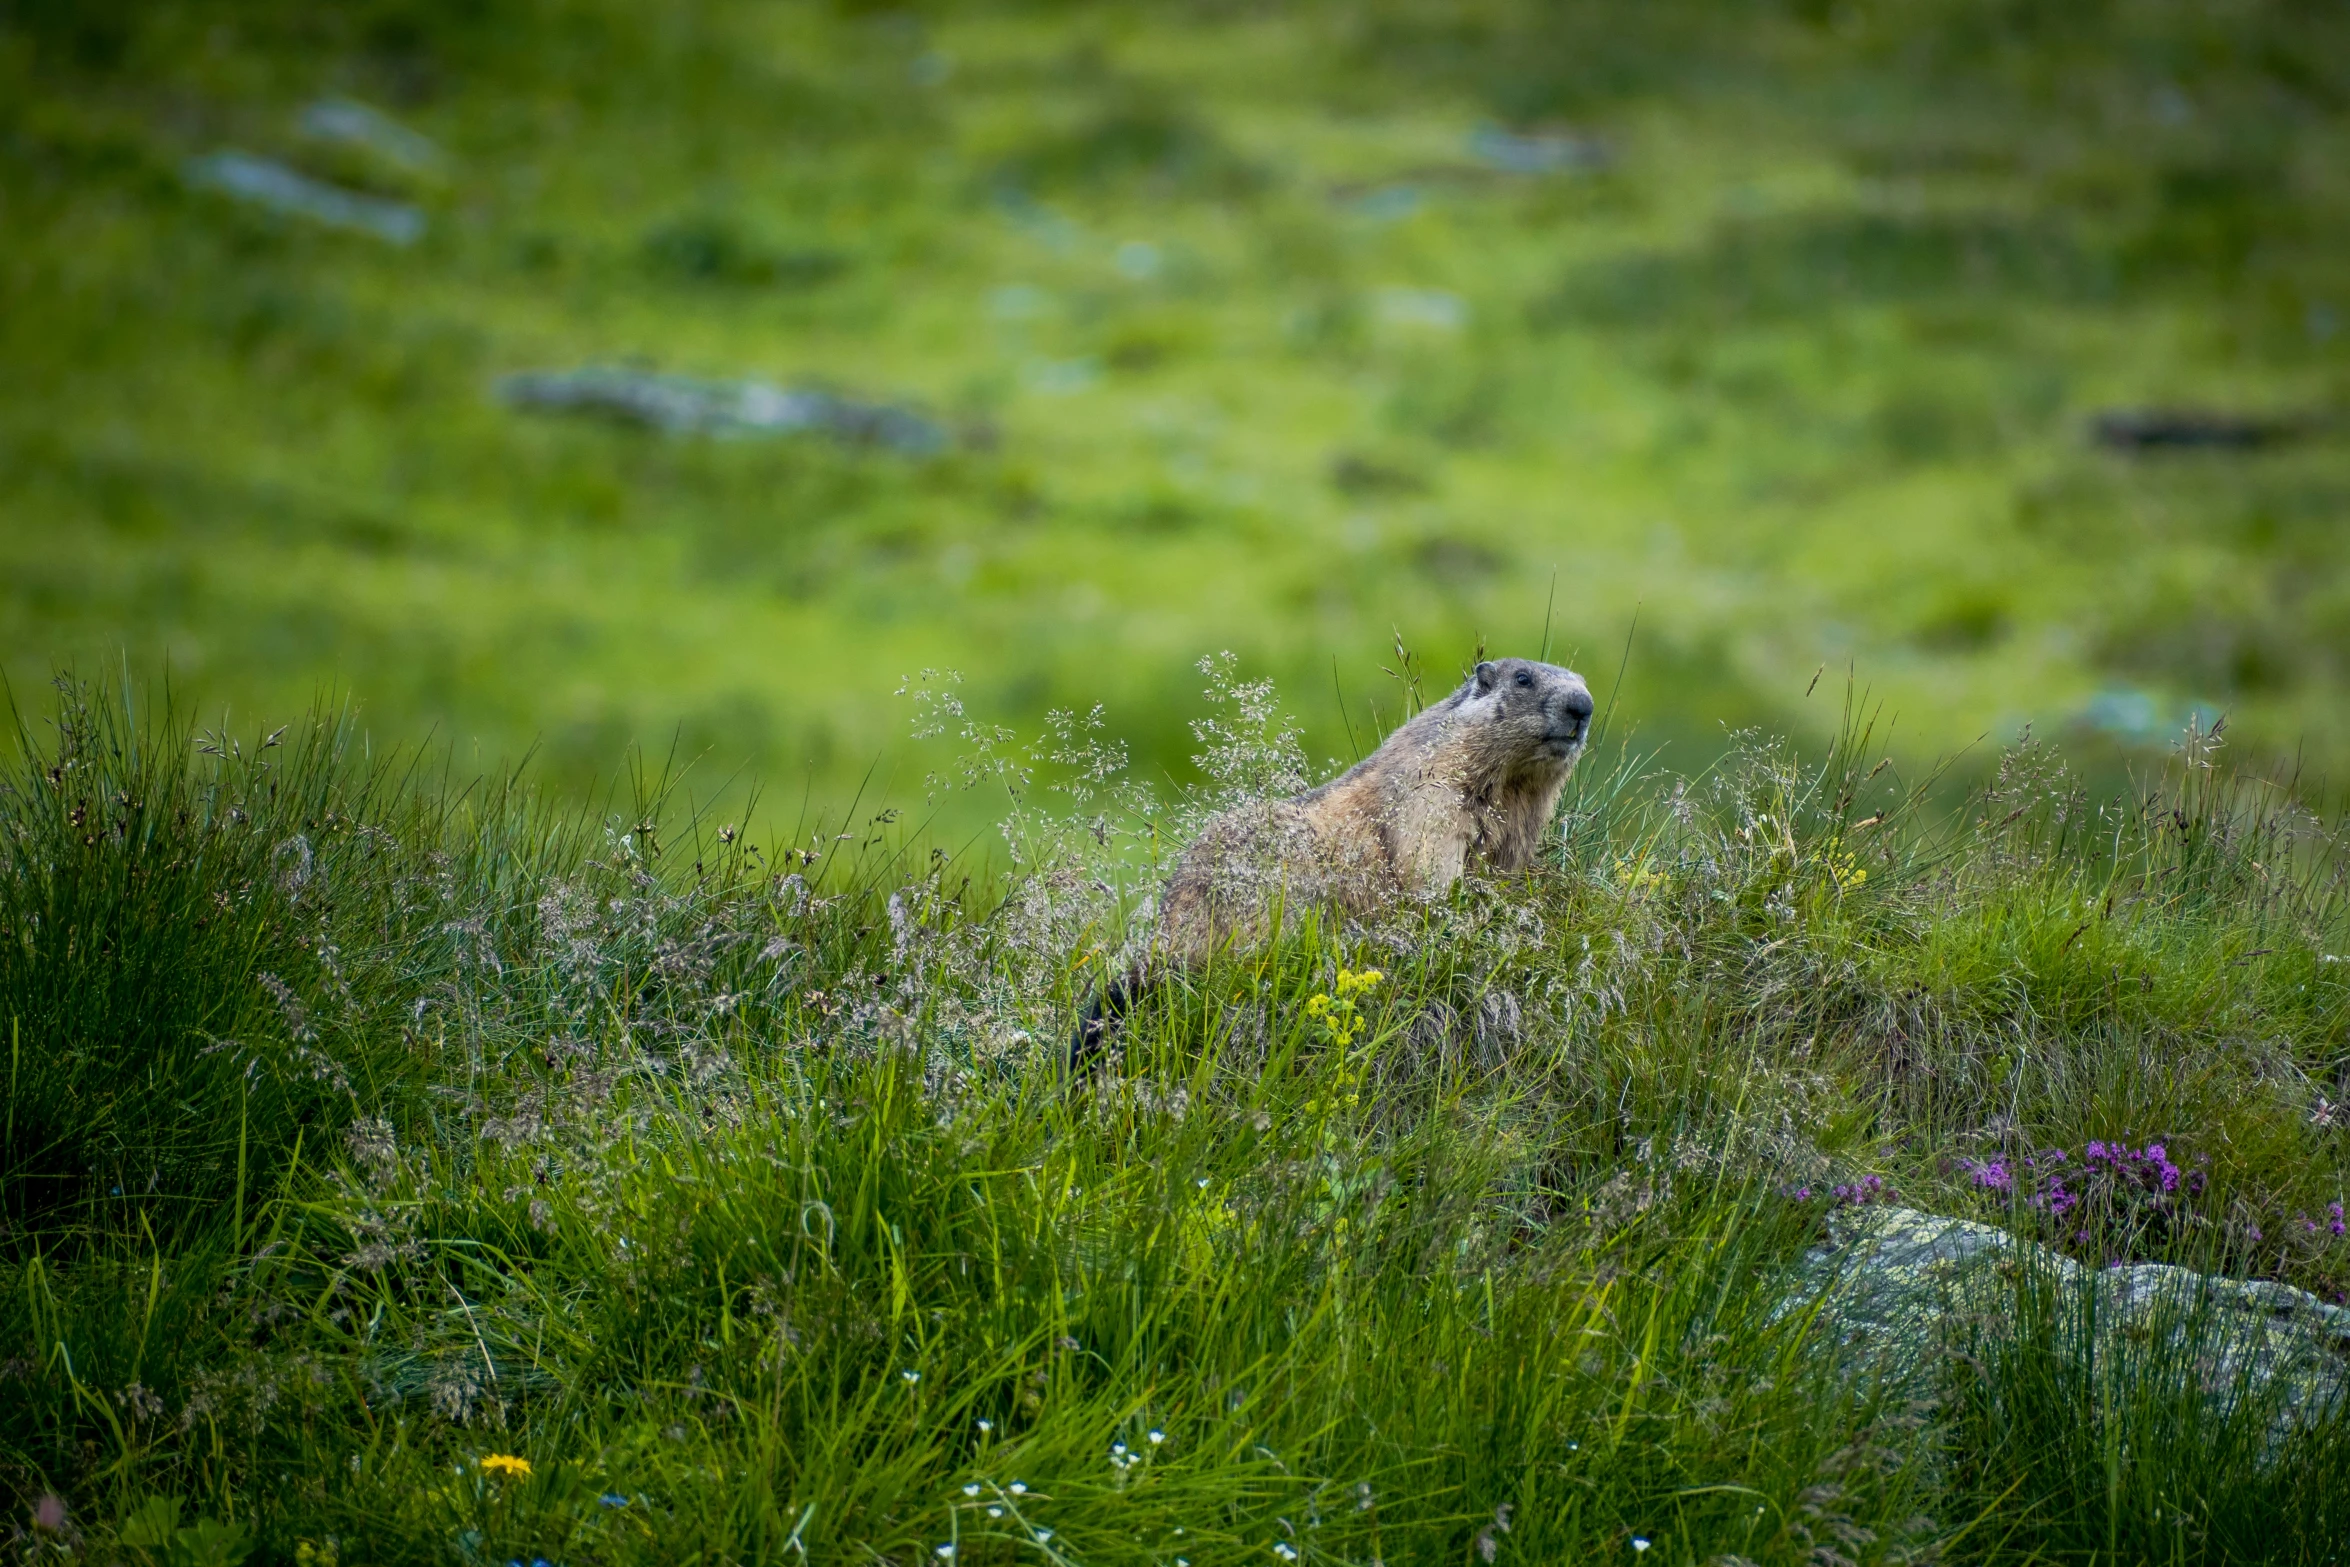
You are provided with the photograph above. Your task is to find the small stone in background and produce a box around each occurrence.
[1328,451,1429,497]
[1373,287,1468,331]
[183,151,426,245]
[297,97,446,175]
[1344,185,1423,223]
[993,188,1089,254]
[2076,686,2164,740]
[495,368,949,456]
[1021,357,1099,397]
[2091,408,2298,452]
[1467,124,1613,175]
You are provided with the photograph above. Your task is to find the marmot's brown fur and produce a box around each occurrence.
[1075,657,1594,1061]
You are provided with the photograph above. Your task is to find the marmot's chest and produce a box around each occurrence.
[1299,770,1482,886]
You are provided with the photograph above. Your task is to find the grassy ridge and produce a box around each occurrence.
[3,676,2347,1561]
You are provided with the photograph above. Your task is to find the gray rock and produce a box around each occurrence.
[297,98,447,176]
[1793,1206,2350,1439]
[495,368,948,455]
[1466,124,1613,175]
[2089,409,2299,452]
[183,151,426,245]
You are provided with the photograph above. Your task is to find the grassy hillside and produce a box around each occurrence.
[4,0,2350,829]
[9,3,2350,1558]
[2,677,2347,1561]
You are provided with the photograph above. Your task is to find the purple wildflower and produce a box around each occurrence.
[1829,1174,1890,1208]
[1966,1159,2013,1193]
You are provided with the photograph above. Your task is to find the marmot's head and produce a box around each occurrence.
[1464,657,1595,768]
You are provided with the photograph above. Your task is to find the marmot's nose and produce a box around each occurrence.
[1547,687,1594,746]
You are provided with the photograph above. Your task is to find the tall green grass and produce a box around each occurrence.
[0,676,481,1242]
[1943,1249,2350,1562]
[3,676,2348,1562]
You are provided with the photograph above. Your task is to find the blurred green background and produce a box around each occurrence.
[4,0,2347,829]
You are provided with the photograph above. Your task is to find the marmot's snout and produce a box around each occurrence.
[1551,683,1595,748]
[1536,702,1591,760]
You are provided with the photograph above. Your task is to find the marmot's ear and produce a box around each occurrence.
[1474,661,1498,693]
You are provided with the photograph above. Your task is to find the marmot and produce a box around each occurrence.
[1075,656,1594,1062]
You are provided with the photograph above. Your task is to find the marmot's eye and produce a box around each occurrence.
[1514,670,1533,688]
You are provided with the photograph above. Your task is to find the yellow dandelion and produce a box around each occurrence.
[480,1454,532,1480]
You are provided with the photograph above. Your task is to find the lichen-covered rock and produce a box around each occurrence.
[1790,1206,2350,1439]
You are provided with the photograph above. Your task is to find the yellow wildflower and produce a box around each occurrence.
[1820,837,1868,892]
[480,1454,532,1480]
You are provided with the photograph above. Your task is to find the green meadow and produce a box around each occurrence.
[5,0,2349,822]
